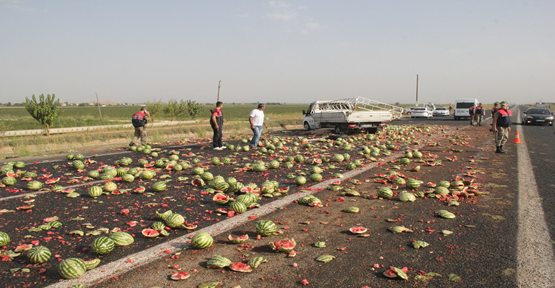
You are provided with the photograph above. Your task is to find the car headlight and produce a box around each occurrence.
[546,116,554,120]
[526,116,534,119]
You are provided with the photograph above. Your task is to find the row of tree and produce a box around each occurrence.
[21,94,205,136]
[144,99,203,122]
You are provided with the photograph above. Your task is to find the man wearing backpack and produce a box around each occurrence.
[129,107,150,146]
[468,105,476,125]
[210,101,225,150]
[474,103,485,126]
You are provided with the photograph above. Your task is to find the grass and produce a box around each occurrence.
[0,104,307,131]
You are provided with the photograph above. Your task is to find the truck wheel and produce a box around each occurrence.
[334,125,342,134]
[304,122,311,131]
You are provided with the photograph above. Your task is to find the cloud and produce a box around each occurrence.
[305,22,320,29]
[265,11,297,22]
[269,1,290,8]
[237,12,249,18]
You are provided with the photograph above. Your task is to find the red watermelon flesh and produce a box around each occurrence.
[141,229,160,238]
[270,239,296,252]
[349,226,368,234]
[170,271,190,280]
[240,186,253,193]
[229,262,252,273]
[45,178,60,184]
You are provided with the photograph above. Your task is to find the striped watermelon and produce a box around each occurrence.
[214,182,230,192]
[152,182,167,192]
[122,174,135,183]
[377,187,393,199]
[27,246,51,264]
[27,180,43,190]
[91,237,115,255]
[103,182,118,192]
[156,210,173,221]
[0,232,10,246]
[83,258,101,270]
[191,232,213,249]
[213,193,229,205]
[229,201,247,214]
[237,193,258,205]
[110,232,134,246]
[256,220,277,236]
[88,186,103,198]
[2,177,17,186]
[165,213,185,228]
[59,258,87,279]
[207,255,232,268]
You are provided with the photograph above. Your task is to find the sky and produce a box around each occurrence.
[1,0,554,105]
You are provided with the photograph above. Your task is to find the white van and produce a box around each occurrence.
[454,98,479,120]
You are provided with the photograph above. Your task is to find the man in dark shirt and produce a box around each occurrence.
[210,101,225,150]
[129,107,150,146]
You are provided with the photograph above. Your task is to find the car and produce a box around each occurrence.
[522,108,554,126]
[433,107,450,116]
[404,107,418,115]
[411,107,433,118]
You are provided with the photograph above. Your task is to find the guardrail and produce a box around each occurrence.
[0,120,199,137]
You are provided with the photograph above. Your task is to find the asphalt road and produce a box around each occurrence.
[518,106,555,242]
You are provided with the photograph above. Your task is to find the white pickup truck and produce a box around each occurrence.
[302,97,403,134]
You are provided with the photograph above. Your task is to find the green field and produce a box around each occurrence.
[0,104,308,131]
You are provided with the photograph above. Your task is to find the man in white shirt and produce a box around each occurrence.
[249,103,268,148]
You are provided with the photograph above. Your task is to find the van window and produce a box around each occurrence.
[456,102,475,109]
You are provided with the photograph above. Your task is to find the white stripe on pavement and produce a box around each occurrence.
[516,109,555,288]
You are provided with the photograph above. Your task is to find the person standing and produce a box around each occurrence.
[492,101,512,154]
[129,107,150,146]
[468,104,476,125]
[210,101,225,150]
[249,103,268,148]
[474,103,485,126]
[489,102,500,132]
[448,105,452,115]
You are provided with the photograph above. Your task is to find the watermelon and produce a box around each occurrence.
[377,187,393,199]
[134,186,146,194]
[191,232,213,249]
[295,176,307,186]
[0,232,10,246]
[310,173,323,182]
[170,271,190,281]
[27,180,43,190]
[230,262,252,273]
[103,182,118,192]
[72,160,85,170]
[152,181,167,192]
[268,160,280,169]
[15,244,33,252]
[248,257,268,269]
[156,210,173,221]
[256,220,277,236]
[110,232,134,246]
[207,255,232,268]
[192,167,204,175]
[27,246,51,264]
[383,266,408,280]
[83,258,101,270]
[1,177,16,186]
[141,228,160,238]
[213,193,229,205]
[45,177,60,184]
[59,258,87,279]
[228,234,249,244]
[66,154,75,160]
[91,236,115,255]
[122,174,135,183]
[349,226,368,234]
[269,238,296,252]
[236,193,258,205]
[165,213,185,228]
[406,179,423,189]
[139,170,155,180]
[88,186,103,198]
[191,178,205,187]
[229,201,247,214]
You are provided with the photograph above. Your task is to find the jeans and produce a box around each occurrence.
[212,126,222,148]
[250,126,263,147]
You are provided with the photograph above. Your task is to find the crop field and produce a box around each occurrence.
[0,104,308,131]
[0,124,516,287]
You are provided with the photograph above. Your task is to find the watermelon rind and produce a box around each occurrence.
[91,237,115,255]
[206,255,232,268]
[110,232,134,246]
[256,220,277,237]
[27,246,51,264]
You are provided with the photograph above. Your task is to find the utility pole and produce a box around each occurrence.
[96,93,103,120]
[217,80,221,101]
[415,74,419,106]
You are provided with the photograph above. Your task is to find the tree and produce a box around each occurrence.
[144,99,164,124]
[24,94,60,136]
[186,100,203,119]
[163,99,187,121]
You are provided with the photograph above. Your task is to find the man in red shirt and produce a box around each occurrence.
[210,101,225,150]
[129,107,150,146]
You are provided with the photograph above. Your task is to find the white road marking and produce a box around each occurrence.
[516,108,555,287]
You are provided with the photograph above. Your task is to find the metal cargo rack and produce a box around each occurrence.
[318,97,404,120]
